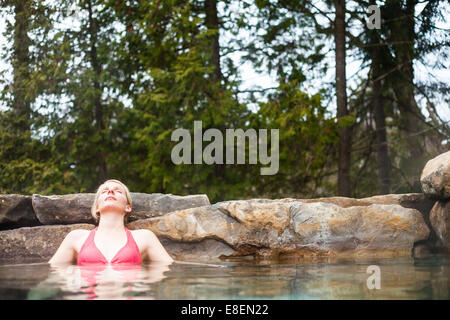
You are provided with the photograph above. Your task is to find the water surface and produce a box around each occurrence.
[0,254,448,300]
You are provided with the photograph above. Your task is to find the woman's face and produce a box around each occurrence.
[96,181,131,215]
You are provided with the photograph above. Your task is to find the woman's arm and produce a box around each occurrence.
[141,230,174,264]
[48,230,80,266]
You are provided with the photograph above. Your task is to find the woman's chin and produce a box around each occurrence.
[99,204,126,214]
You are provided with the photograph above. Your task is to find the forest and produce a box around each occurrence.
[0,0,448,203]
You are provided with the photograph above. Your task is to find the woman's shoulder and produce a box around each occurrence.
[129,228,158,244]
[129,228,155,237]
[66,228,92,251]
[67,228,92,236]
[65,228,91,242]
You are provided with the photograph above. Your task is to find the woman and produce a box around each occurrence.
[49,179,174,266]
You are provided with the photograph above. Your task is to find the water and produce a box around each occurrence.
[0,254,448,300]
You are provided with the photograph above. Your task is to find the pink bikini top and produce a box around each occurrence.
[77,227,142,265]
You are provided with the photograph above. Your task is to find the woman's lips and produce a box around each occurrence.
[105,196,116,201]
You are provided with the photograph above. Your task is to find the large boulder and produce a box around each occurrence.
[0,195,41,230]
[303,193,437,247]
[268,193,434,219]
[358,193,435,218]
[32,193,210,225]
[252,194,435,244]
[289,202,428,255]
[420,151,450,199]
[128,199,430,260]
[0,224,95,262]
[32,194,96,225]
[430,201,450,251]
[128,193,210,221]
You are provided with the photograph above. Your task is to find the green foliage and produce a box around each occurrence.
[0,0,447,201]
[248,80,339,198]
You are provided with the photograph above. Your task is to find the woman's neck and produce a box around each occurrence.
[97,211,126,232]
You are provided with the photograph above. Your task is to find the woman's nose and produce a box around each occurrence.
[107,189,115,194]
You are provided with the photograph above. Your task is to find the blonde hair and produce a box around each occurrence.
[91,179,132,222]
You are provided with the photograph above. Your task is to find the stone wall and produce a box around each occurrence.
[1,151,449,263]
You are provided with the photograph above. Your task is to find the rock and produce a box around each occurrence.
[429,201,450,251]
[0,198,432,262]
[358,193,437,245]
[269,193,435,217]
[128,193,210,221]
[248,194,436,243]
[32,193,210,225]
[159,238,236,262]
[420,151,450,199]
[413,243,431,258]
[32,193,97,225]
[128,200,430,259]
[128,205,247,245]
[0,195,41,230]
[290,202,429,255]
[267,196,370,208]
[360,193,435,218]
[0,224,95,262]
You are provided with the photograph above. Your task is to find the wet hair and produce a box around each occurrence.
[91,179,132,222]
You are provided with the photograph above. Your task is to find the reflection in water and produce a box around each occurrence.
[29,263,170,300]
[0,254,448,300]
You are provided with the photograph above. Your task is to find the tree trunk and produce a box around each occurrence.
[369,0,390,194]
[387,0,428,183]
[389,1,425,151]
[334,0,351,196]
[12,0,32,131]
[87,0,108,183]
[204,0,222,82]
[371,51,391,194]
[204,0,226,180]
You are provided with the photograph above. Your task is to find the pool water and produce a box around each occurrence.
[0,254,448,300]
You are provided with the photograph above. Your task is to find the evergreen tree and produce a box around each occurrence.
[0,0,69,193]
